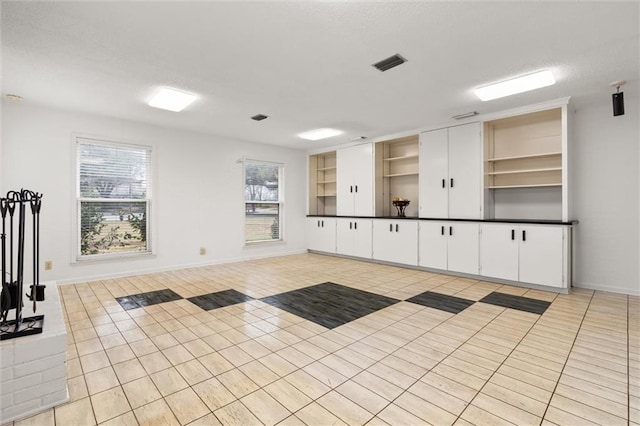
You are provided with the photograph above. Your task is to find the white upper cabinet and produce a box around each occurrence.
[337,143,374,216]
[419,122,481,219]
[448,123,482,218]
[419,128,448,218]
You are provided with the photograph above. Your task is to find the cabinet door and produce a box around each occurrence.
[336,147,354,216]
[419,129,449,218]
[372,220,418,265]
[335,219,354,256]
[418,221,448,270]
[519,226,564,288]
[351,143,374,216]
[448,123,481,219]
[480,223,518,281]
[352,219,372,259]
[307,218,336,253]
[337,143,373,216]
[447,223,479,275]
[372,220,395,262]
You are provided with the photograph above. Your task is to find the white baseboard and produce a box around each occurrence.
[573,281,640,296]
[57,249,308,285]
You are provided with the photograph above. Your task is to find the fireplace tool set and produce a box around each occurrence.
[0,189,45,340]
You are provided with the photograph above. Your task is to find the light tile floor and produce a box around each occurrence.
[7,253,639,425]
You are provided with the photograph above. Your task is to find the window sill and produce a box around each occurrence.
[244,239,285,247]
[73,251,156,264]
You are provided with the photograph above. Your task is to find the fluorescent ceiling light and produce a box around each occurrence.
[298,128,343,141]
[148,87,197,112]
[474,70,556,101]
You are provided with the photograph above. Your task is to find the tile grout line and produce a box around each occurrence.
[75,282,540,425]
[538,289,595,423]
[449,301,564,425]
[335,302,514,424]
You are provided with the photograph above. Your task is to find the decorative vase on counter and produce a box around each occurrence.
[392,198,410,217]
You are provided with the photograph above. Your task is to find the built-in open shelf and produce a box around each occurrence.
[383,172,419,178]
[488,167,562,176]
[383,154,419,162]
[375,135,419,217]
[489,183,562,189]
[309,151,337,215]
[488,152,562,162]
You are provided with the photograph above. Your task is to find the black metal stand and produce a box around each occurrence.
[0,189,45,341]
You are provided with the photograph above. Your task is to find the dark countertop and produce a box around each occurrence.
[307,215,578,226]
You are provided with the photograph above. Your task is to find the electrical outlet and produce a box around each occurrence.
[44,261,53,270]
[199,247,206,255]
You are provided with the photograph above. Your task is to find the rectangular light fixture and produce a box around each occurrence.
[474,70,555,101]
[298,128,343,141]
[148,87,197,112]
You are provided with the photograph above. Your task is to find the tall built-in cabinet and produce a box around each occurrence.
[374,136,420,217]
[307,99,573,292]
[419,122,482,219]
[337,144,374,216]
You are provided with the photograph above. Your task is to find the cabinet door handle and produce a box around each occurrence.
[449,226,453,236]
[522,230,526,242]
[395,224,399,232]
[390,224,393,232]
[441,226,445,235]
[450,178,454,188]
[511,229,515,240]
[350,185,353,193]
[442,179,446,188]
[321,220,324,227]
[355,185,358,193]
[354,222,357,230]
[350,222,352,230]
[317,220,320,227]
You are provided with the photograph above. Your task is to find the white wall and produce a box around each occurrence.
[1,102,308,284]
[571,96,639,295]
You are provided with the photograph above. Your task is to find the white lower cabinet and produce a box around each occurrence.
[372,220,418,266]
[336,218,372,259]
[308,216,570,291]
[480,223,566,288]
[307,217,336,253]
[419,222,479,275]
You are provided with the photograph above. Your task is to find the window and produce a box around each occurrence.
[76,138,152,259]
[244,160,283,243]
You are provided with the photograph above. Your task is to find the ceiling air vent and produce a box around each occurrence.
[251,114,268,121]
[372,54,407,72]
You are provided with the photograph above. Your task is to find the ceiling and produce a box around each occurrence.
[2,1,638,150]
